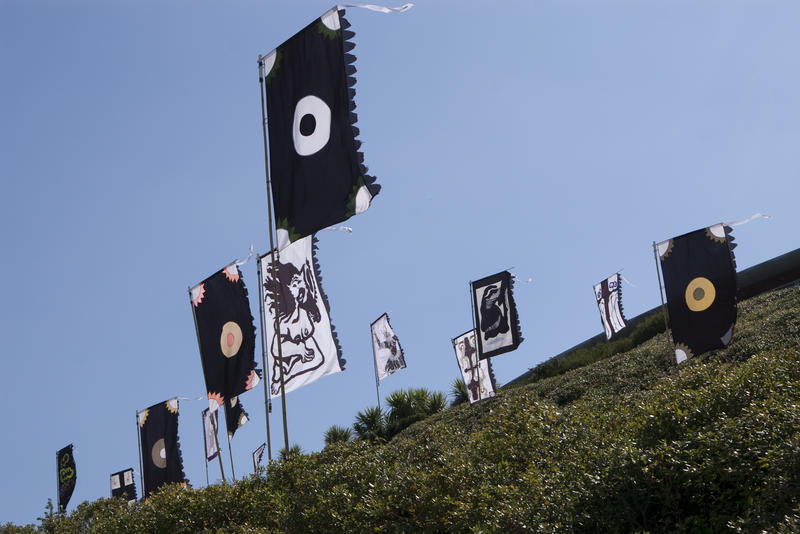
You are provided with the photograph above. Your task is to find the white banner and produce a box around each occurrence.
[259,236,343,397]
[370,313,406,380]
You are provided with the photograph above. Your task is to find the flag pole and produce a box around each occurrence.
[226,430,237,482]
[135,411,144,497]
[652,242,671,337]
[369,317,381,409]
[256,257,273,462]
[259,56,290,454]
[201,411,209,486]
[55,450,59,513]
[468,280,482,402]
[188,289,227,483]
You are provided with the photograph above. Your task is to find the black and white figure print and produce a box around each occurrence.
[471,271,523,359]
[594,273,627,340]
[263,7,380,250]
[658,223,738,364]
[260,236,344,397]
[110,468,136,504]
[370,313,406,380]
[453,330,496,404]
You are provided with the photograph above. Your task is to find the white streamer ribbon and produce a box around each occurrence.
[338,3,414,13]
[724,212,771,227]
[233,245,254,267]
[620,274,637,288]
[324,226,353,233]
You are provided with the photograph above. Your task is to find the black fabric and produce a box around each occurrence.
[471,271,523,359]
[56,444,76,512]
[110,468,137,503]
[224,397,249,441]
[139,400,186,498]
[660,226,738,359]
[264,8,378,246]
[193,267,258,407]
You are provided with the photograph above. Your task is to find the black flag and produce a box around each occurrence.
[110,468,137,504]
[471,271,523,359]
[56,444,76,512]
[224,397,249,442]
[191,263,260,412]
[138,398,186,498]
[263,7,380,250]
[253,443,266,471]
[657,224,738,363]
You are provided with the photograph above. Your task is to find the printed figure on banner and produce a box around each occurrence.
[370,313,406,380]
[471,271,523,359]
[453,329,496,404]
[260,236,344,396]
[594,273,627,340]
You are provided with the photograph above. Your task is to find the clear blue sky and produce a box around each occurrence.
[2,0,799,525]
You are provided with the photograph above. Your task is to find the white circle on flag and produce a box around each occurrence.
[292,95,331,156]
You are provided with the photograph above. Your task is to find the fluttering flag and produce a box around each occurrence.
[138,398,186,498]
[594,273,627,340]
[370,313,406,380]
[202,408,219,462]
[253,443,266,472]
[110,468,137,505]
[453,329,496,404]
[471,271,523,359]
[56,444,76,512]
[657,223,738,363]
[259,236,344,397]
[191,262,261,412]
[224,397,249,442]
[262,6,380,250]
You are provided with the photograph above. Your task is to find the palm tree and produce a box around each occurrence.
[324,425,353,446]
[384,387,447,438]
[450,378,469,406]
[353,406,386,442]
[278,444,303,461]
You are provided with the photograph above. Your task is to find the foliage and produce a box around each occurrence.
[323,425,353,447]
[383,388,447,439]
[449,378,469,406]
[10,286,800,533]
[277,444,303,461]
[352,406,386,443]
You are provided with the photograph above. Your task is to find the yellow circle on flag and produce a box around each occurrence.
[151,438,167,469]
[685,277,716,312]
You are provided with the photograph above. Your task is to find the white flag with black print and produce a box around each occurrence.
[370,313,406,380]
[453,329,496,404]
[259,236,344,397]
[594,273,627,340]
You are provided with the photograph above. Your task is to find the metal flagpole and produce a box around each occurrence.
[468,280,482,402]
[226,428,237,481]
[652,242,671,336]
[201,411,209,486]
[135,411,144,497]
[259,55,290,454]
[256,257,273,462]
[369,318,381,409]
[188,288,227,483]
[55,450,59,513]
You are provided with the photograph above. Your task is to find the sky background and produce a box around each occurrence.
[2,0,799,526]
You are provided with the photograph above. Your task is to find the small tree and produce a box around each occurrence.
[278,444,303,461]
[450,378,469,406]
[324,425,353,446]
[353,406,386,443]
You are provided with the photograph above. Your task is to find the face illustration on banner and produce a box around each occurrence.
[374,327,403,374]
[267,257,326,394]
[479,284,509,340]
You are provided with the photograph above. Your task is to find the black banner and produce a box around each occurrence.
[56,444,76,512]
[471,271,523,359]
[263,7,379,249]
[110,468,137,504]
[138,399,186,498]
[658,224,737,362]
[192,265,259,411]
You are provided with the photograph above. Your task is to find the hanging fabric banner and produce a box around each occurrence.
[202,408,219,462]
[253,443,267,472]
[471,271,523,359]
[224,396,249,442]
[262,6,381,250]
[453,329,496,404]
[110,468,137,505]
[657,223,738,363]
[191,262,261,412]
[138,398,186,498]
[594,273,627,340]
[56,444,76,512]
[370,313,406,380]
[259,236,344,397]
